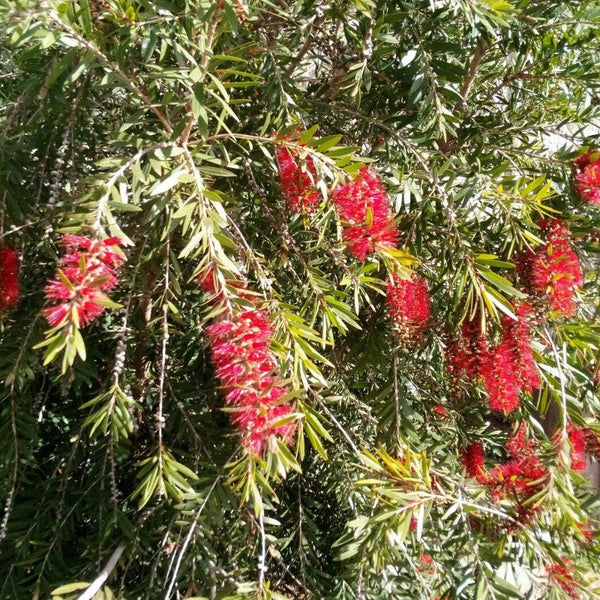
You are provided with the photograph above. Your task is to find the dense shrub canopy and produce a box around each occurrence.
[2,1,600,599]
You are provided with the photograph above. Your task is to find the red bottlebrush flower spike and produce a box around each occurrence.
[197,267,219,296]
[447,305,537,415]
[386,273,431,337]
[547,559,580,600]
[196,265,251,301]
[575,150,600,205]
[206,308,295,456]
[480,340,521,414]
[43,235,124,329]
[507,423,536,460]
[500,304,539,393]
[486,456,548,524]
[331,167,399,261]
[567,423,600,468]
[519,220,583,317]
[461,443,487,482]
[445,318,489,380]
[0,246,20,310]
[575,151,599,170]
[567,424,588,472]
[276,146,321,213]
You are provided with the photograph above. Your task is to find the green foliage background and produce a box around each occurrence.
[2,0,600,598]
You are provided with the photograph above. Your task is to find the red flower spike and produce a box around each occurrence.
[447,304,537,415]
[486,456,548,525]
[461,443,488,483]
[507,423,536,460]
[480,340,522,414]
[567,424,587,471]
[331,167,399,261]
[500,304,539,393]
[43,235,124,329]
[386,273,431,336]
[206,307,296,456]
[445,319,489,380]
[276,146,321,213]
[567,423,600,468]
[518,220,582,317]
[547,559,580,600]
[583,427,600,458]
[0,246,20,310]
[575,151,599,170]
[575,150,600,205]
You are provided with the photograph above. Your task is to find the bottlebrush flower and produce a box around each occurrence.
[566,423,600,469]
[486,456,548,524]
[0,246,20,310]
[567,424,587,472]
[507,423,536,460]
[480,340,522,413]
[518,220,583,317]
[196,265,250,301]
[331,166,398,261]
[43,235,123,329]
[447,305,538,414]
[461,443,487,482]
[575,150,600,205]
[445,318,489,380]
[500,303,539,393]
[206,308,295,456]
[386,273,431,336]
[547,559,580,600]
[276,146,321,213]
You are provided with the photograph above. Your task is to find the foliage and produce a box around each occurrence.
[1,0,600,598]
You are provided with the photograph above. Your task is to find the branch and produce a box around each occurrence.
[460,36,488,101]
[284,12,325,77]
[163,477,221,600]
[76,543,126,600]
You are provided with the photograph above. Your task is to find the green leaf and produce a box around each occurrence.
[51,582,90,595]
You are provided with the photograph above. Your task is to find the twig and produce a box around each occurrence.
[157,238,171,494]
[313,395,361,455]
[76,543,126,600]
[460,36,488,101]
[258,509,267,590]
[163,476,221,599]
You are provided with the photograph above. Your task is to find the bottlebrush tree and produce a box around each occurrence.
[2,1,600,599]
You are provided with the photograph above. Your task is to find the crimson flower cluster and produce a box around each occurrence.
[277,155,432,338]
[386,273,431,337]
[276,151,399,260]
[331,166,399,261]
[460,443,487,483]
[0,246,20,310]
[200,268,296,456]
[567,423,600,472]
[567,424,588,472]
[481,304,539,413]
[276,146,321,213]
[445,319,489,380]
[575,151,600,205]
[547,558,580,600]
[518,220,583,317]
[43,235,123,329]
[330,166,431,335]
[447,304,538,414]
[462,425,548,525]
